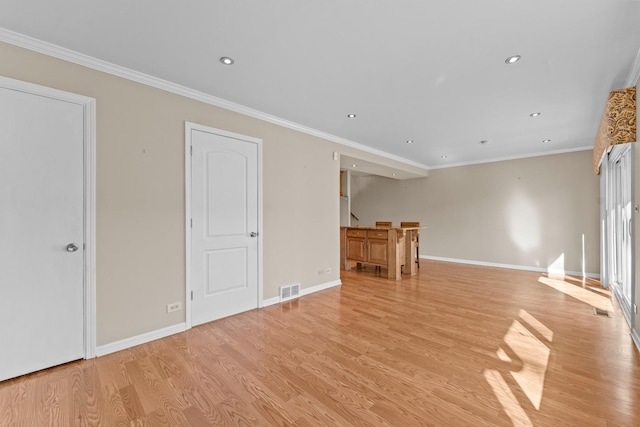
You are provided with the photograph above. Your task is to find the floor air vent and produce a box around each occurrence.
[593,307,609,317]
[280,283,300,302]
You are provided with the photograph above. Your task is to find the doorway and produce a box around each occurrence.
[0,76,95,381]
[185,122,262,327]
[603,143,634,325]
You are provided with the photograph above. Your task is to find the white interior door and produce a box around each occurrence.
[0,83,85,381]
[189,125,260,326]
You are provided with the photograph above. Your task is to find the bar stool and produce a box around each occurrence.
[375,221,392,228]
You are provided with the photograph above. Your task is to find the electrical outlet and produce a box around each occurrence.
[167,302,181,313]
[325,267,332,274]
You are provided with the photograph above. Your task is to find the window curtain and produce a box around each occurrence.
[593,86,636,175]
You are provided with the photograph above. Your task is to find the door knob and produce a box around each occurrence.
[249,232,258,237]
[66,243,79,252]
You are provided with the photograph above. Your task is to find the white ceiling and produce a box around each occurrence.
[1,0,639,173]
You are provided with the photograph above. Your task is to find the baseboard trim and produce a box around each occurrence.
[0,28,428,172]
[261,279,342,307]
[421,255,601,279]
[261,296,281,308]
[632,328,640,353]
[95,280,344,356]
[95,323,186,357]
[301,279,342,296]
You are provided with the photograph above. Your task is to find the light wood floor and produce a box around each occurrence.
[1,260,639,426]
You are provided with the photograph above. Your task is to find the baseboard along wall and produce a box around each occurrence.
[96,279,342,357]
[421,255,601,279]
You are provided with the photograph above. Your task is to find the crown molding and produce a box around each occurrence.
[0,27,610,173]
[0,27,430,172]
[427,146,594,170]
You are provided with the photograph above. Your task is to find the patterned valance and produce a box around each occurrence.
[593,86,636,175]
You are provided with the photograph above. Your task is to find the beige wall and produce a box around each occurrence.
[352,150,601,275]
[0,41,365,346]
[0,39,607,348]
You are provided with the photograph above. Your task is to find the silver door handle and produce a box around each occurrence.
[66,243,79,252]
[249,232,259,237]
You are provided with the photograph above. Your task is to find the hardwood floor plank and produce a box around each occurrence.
[123,360,162,415]
[119,384,145,421]
[217,396,264,426]
[1,260,639,426]
[99,383,130,427]
[183,405,217,426]
[68,363,102,426]
[286,393,352,426]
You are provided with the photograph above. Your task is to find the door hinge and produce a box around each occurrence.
[191,291,194,301]
[190,145,193,155]
[190,218,193,228]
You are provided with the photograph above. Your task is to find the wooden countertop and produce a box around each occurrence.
[340,225,426,230]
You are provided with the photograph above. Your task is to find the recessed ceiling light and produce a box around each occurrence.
[479,140,488,144]
[542,139,551,143]
[530,112,541,117]
[505,55,521,64]
[406,140,413,144]
[347,114,356,118]
[440,155,447,159]
[351,164,357,167]
[392,173,396,176]
[220,56,234,65]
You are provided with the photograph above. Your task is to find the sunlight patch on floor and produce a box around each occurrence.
[485,310,553,424]
[484,369,534,427]
[504,319,550,410]
[519,309,553,342]
[538,276,613,312]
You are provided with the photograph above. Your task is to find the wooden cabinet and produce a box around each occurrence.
[346,228,389,264]
[366,229,388,265]
[346,228,366,261]
[341,226,421,280]
[343,227,401,280]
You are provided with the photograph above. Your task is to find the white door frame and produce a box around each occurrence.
[0,75,96,358]
[602,143,635,329]
[184,121,263,330]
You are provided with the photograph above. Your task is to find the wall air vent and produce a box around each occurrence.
[280,283,301,302]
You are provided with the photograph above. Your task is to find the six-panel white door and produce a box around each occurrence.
[0,84,85,381]
[190,126,259,326]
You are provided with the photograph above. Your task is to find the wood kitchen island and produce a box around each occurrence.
[340,225,423,280]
